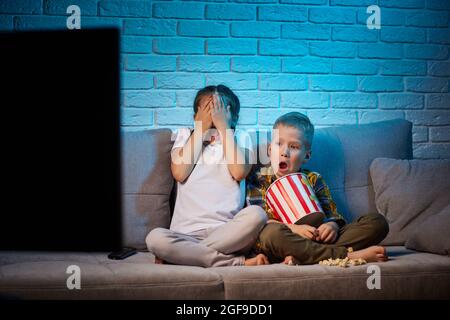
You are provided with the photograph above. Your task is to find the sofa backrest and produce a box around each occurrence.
[121,129,174,249]
[273,119,412,222]
[122,119,412,249]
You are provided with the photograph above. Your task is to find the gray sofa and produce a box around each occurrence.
[1,119,449,299]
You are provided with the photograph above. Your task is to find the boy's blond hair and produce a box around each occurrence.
[273,112,314,150]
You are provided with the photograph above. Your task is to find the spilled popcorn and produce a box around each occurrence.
[319,257,367,268]
[318,248,366,267]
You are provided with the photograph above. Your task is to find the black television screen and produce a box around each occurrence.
[0,28,122,251]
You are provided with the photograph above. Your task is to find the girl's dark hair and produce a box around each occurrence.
[193,85,240,129]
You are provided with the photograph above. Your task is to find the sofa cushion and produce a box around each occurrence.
[405,204,450,256]
[2,248,449,300]
[370,158,450,246]
[121,129,174,249]
[0,251,223,299]
[326,120,412,222]
[213,246,450,300]
[252,120,412,222]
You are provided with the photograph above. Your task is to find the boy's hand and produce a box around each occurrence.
[211,94,230,132]
[288,224,318,241]
[316,221,339,244]
[194,96,213,133]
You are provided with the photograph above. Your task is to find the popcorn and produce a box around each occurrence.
[319,257,366,268]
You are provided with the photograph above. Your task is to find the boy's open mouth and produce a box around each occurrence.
[279,161,288,170]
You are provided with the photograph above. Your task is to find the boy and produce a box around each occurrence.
[146,85,269,267]
[246,112,389,265]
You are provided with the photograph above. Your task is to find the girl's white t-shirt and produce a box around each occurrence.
[169,128,251,235]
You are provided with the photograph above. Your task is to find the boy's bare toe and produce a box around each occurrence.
[376,253,388,262]
[282,255,299,266]
[245,253,270,266]
[258,253,270,265]
[154,256,165,264]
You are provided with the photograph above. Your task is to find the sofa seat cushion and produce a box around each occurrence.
[0,251,223,299]
[212,247,450,300]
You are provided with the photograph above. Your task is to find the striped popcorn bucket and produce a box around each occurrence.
[265,173,325,227]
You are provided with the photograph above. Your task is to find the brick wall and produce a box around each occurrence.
[1,0,449,159]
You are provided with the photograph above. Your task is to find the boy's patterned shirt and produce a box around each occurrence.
[246,166,346,228]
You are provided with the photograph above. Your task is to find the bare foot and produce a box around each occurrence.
[244,253,270,266]
[282,256,299,265]
[348,246,388,262]
[282,256,300,266]
[154,256,165,264]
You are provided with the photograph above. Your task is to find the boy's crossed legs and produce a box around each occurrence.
[257,213,389,265]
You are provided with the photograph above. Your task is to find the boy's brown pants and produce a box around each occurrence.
[255,213,389,265]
